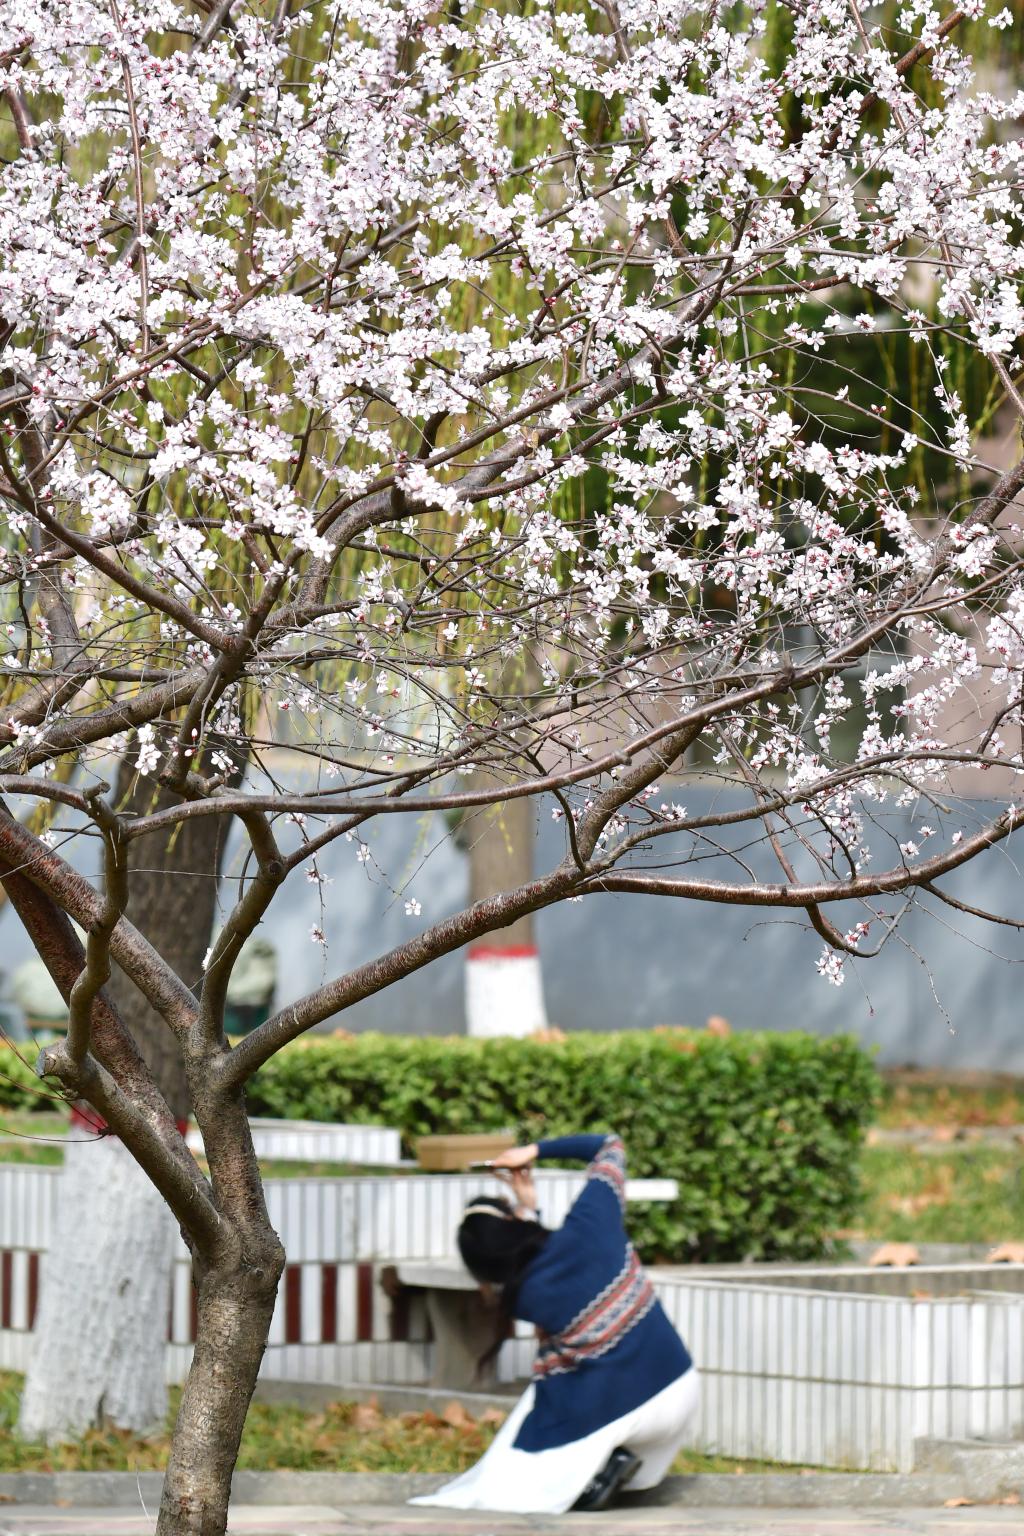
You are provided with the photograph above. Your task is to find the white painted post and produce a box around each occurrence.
[465,945,547,1038]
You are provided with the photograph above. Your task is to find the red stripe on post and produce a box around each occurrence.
[1,1251,11,1330]
[27,1252,38,1329]
[467,945,539,960]
[321,1265,337,1344]
[390,1285,410,1342]
[356,1263,374,1342]
[284,1265,302,1344]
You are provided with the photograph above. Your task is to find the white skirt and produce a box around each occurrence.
[409,1366,700,1515]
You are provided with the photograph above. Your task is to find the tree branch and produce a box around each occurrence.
[585,803,1024,907]
[64,790,128,1066]
[0,806,199,1036]
[219,864,582,1088]
[0,848,220,1250]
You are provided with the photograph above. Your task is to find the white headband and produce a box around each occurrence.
[462,1201,511,1220]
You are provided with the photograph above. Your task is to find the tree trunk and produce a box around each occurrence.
[156,1230,284,1536]
[104,759,235,1123]
[18,761,234,1440]
[18,1134,178,1439]
[464,784,548,1037]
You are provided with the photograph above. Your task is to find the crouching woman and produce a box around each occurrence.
[411,1132,699,1514]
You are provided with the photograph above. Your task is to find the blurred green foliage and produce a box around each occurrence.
[244,1027,880,1262]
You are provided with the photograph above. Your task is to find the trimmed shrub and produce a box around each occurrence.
[246,1029,879,1263]
[0,1044,49,1110]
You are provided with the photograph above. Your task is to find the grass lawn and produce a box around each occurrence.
[854,1144,1024,1245]
[878,1071,1024,1129]
[0,1372,797,1476]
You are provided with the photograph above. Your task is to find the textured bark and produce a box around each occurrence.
[18,760,234,1439]
[156,1232,284,1536]
[105,759,235,1119]
[158,1059,285,1536]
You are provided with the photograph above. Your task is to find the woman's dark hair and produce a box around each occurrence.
[458,1196,550,1375]
[458,1196,549,1297]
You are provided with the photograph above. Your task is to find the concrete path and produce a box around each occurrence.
[2,1506,1022,1535]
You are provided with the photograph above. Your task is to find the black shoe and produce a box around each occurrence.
[573,1446,641,1511]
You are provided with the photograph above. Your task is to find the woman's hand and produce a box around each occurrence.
[489,1143,538,1170]
[495,1164,538,1217]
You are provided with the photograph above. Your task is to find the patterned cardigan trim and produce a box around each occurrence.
[533,1246,656,1379]
[589,1133,627,1211]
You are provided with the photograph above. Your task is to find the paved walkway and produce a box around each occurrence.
[1,1506,1021,1535]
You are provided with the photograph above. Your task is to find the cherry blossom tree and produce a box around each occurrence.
[3,0,1024,1530]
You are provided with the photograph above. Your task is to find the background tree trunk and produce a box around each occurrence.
[18,761,234,1441]
[463,648,549,1037]
[17,1136,181,1439]
[463,786,548,1038]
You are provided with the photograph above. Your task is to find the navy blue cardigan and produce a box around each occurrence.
[511,1132,692,1452]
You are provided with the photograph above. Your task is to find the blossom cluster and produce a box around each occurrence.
[2,0,1024,975]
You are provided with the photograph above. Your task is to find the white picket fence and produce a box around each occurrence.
[3,1163,1024,1469]
[0,1162,592,1386]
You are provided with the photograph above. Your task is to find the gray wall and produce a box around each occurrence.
[2,788,1022,1068]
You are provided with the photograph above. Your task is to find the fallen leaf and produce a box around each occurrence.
[442,1400,474,1429]
[988,1242,1024,1264]
[479,1408,507,1427]
[869,1242,920,1268]
[351,1402,382,1432]
[944,1496,973,1508]
[998,1493,1021,1506]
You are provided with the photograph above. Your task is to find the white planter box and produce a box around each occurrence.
[185,1119,403,1166]
[654,1270,1024,1471]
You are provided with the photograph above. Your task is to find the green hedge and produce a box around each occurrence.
[246,1030,880,1263]
[1,1028,879,1261]
[0,1045,47,1110]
